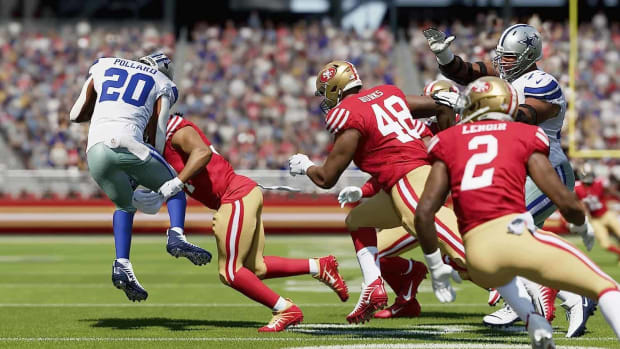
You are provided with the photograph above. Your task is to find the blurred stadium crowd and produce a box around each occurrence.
[0,13,617,181]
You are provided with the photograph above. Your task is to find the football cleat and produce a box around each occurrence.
[526,313,556,349]
[488,288,502,306]
[166,229,212,266]
[562,296,597,338]
[346,277,388,324]
[374,260,427,319]
[258,299,303,332]
[112,259,148,302]
[529,285,558,322]
[483,303,520,327]
[313,255,349,302]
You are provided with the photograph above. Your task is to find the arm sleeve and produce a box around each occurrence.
[155,95,171,154]
[157,80,179,106]
[69,76,93,122]
[360,177,381,197]
[522,72,564,105]
[438,55,496,85]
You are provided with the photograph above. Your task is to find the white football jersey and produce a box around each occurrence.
[511,69,567,166]
[86,57,178,152]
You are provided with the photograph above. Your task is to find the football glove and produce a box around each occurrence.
[338,186,363,208]
[424,249,461,303]
[158,177,184,200]
[432,91,461,110]
[569,217,595,251]
[423,28,455,65]
[288,153,315,176]
[132,189,164,215]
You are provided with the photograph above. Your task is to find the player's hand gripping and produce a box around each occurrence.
[423,28,455,65]
[569,217,595,251]
[424,249,462,303]
[158,177,184,200]
[432,91,462,110]
[132,189,164,214]
[337,186,362,208]
[288,153,315,176]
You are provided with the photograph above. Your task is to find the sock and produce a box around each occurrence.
[166,191,186,230]
[309,259,319,274]
[113,210,134,259]
[351,227,377,251]
[598,289,620,338]
[380,256,412,294]
[272,297,289,312]
[357,247,381,284]
[116,258,130,264]
[228,267,280,309]
[497,277,536,322]
[169,227,184,235]
[262,256,311,279]
[606,246,620,257]
[557,290,581,306]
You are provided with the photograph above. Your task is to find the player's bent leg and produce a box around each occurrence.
[594,212,620,258]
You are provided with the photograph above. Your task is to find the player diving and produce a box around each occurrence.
[69,53,212,302]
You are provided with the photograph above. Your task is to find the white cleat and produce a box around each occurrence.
[562,296,597,338]
[527,313,555,349]
[483,303,520,327]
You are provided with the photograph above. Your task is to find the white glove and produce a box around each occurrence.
[424,249,462,303]
[288,153,315,176]
[158,177,184,200]
[569,217,595,251]
[338,186,363,208]
[432,91,461,109]
[423,28,456,65]
[132,189,164,215]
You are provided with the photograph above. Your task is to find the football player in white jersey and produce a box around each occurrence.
[69,53,212,302]
[424,24,596,337]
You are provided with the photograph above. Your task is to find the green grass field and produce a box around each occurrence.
[0,235,618,348]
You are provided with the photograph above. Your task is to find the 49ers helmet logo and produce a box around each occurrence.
[470,80,491,93]
[320,67,337,83]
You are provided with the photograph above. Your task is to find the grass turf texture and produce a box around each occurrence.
[0,235,617,349]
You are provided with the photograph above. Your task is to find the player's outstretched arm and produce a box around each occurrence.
[170,126,213,183]
[516,98,561,125]
[290,129,360,189]
[406,94,456,130]
[69,77,96,123]
[423,28,496,85]
[527,152,585,225]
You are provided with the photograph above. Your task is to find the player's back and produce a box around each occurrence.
[164,115,255,209]
[512,69,566,166]
[325,84,430,190]
[87,57,179,152]
[428,120,550,233]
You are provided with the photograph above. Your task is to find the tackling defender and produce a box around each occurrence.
[69,53,211,302]
[288,60,464,323]
[133,113,349,332]
[414,76,620,348]
[424,25,596,335]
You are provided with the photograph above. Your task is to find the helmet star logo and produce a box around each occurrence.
[320,67,336,83]
[519,34,537,48]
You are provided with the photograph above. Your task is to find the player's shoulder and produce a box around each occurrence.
[427,125,459,155]
[519,70,562,100]
[166,114,193,141]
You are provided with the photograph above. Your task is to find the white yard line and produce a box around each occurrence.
[0,303,491,308]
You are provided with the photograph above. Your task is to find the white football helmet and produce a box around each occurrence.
[493,24,542,82]
[139,52,174,80]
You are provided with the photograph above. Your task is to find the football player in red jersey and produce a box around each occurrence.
[414,76,620,347]
[575,164,620,260]
[133,113,349,332]
[288,60,464,323]
[336,79,464,319]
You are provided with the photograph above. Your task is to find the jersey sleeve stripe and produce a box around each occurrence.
[327,109,346,131]
[536,131,550,147]
[427,136,439,153]
[166,115,181,132]
[523,80,558,94]
[166,116,183,140]
[525,89,562,100]
[333,111,350,134]
[325,108,340,127]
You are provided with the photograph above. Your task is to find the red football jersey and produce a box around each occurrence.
[164,115,256,210]
[325,84,431,190]
[428,120,550,233]
[575,178,607,218]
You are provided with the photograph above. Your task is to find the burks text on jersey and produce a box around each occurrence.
[112,58,158,74]
[461,122,507,134]
[358,90,384,103]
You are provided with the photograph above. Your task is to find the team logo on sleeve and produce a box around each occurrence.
[320,67,337,83]
[470,80,491,93]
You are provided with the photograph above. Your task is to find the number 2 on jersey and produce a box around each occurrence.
[373,95,421,143]
[461,135,498,191]
[99,67,155,107]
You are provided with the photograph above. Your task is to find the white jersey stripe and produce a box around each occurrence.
[166,116,183,141]
[226,200,242,283]
[333,111,350,133]
[378,236,417,259]
[536,132,549,147]
[427,137,440,153]
[327,109,346,131]
[325,108,340,128]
